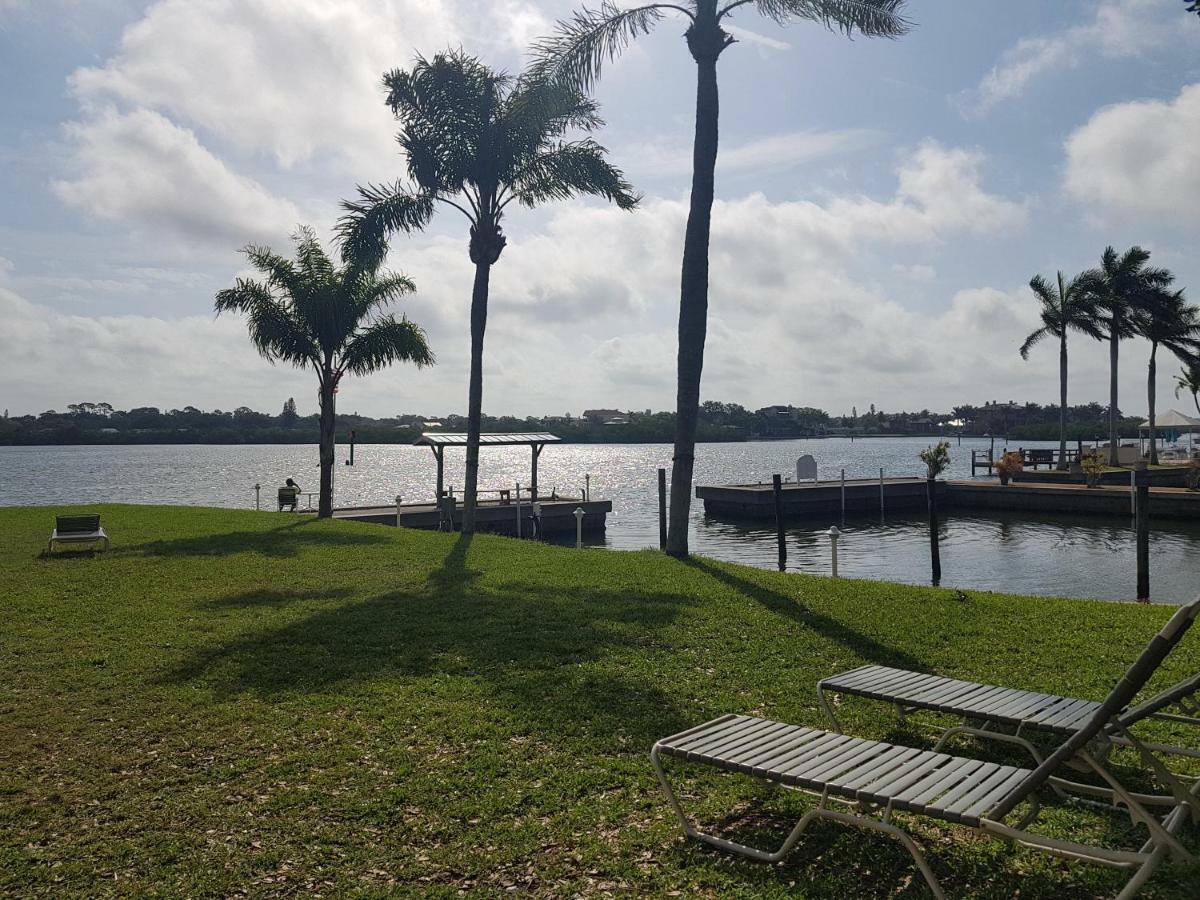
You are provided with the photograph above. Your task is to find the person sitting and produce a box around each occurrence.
[278,478,301,511]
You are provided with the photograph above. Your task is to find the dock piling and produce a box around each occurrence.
[840,469,846,522]
[515,482,522,538]
[254,483,260,511]
[1136,474,1150,602]
[927,478,942,585]
[657,468,667,551]
[772,474,786,572]
[879,468,885,519]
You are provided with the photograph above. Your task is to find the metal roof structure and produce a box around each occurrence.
[414,432,561,447]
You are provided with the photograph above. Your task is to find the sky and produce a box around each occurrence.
[1,0,1198,420]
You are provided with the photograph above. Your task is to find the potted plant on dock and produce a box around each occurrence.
[994,451,1024,486]
[1081,450,1106,488]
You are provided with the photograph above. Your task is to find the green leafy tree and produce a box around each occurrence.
[919,440,950,479]
[216,227,433,517]
[280,397,299,428]
[339,51,636,533]
[1136,289,1200,464]
[1175,364,1200,417]
[533,0,910,557]
[1089,246,1173,464]
[1018,271,1104,469]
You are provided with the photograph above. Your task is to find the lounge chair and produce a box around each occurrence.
[817,649,1200,767]
[47,514,110,554]
[278,487,300,511]
[651,598,1200,899]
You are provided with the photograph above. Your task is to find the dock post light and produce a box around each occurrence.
[254,483,261,511]
[395,494,403,525]
[574,507,585,549]
[827,526,841,578]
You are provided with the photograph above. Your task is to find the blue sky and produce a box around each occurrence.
[1,0,1198,419]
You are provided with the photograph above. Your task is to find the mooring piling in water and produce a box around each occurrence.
[1136,473,1150,602]
[772,474,786,572]
[657,468,667,551]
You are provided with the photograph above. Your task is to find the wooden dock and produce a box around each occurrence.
[696,478,1200,520]
[331,497,612,536]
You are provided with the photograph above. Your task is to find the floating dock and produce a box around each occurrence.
[332,497,612,536]
[697,478,1200,520]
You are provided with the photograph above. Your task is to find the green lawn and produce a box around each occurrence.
[1,505,1197,897]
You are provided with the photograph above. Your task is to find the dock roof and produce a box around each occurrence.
[414,432,561,447]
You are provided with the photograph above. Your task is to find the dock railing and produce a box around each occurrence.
[970,446,1084,475]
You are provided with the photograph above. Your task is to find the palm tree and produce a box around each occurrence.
[216,227,434,518]
[533,1,910,557]
[339,51,637,534]
[1090,246,1174,465]
[1136,289,1200,465]
[1175,364,1200,417]
[1018,271,1104,470]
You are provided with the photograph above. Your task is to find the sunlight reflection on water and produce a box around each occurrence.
[3,437,1196,603]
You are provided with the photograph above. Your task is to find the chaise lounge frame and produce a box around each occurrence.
[651,597,1200,899]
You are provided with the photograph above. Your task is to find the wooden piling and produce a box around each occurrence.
[657,468,667,551]
[1136,475,1150,602]
[927,477,942,585]
[773,474,786,572]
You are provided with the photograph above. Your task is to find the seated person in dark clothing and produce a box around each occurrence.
[278,478,301,511]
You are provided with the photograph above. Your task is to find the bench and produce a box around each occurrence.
[278,488,300,511]
[48,514,110,554]
[1024,449,1055,469]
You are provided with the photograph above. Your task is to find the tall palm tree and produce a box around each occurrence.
[339,51,637,534]
[533,1,910,557]
[1175,364,1200,417]
[1018,271,1104,470]
[1090,246,1174,465]
[216,227,434,518]
[1136,289,1200,465]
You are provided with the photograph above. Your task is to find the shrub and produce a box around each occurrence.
[994,451,1024,478]
[1081,451,1107,487]
[919,440,951,479]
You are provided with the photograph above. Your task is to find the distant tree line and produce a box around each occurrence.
[0,398,1143,446]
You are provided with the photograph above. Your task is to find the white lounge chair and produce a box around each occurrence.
[651,598,1200,899]
[48,514,110,553]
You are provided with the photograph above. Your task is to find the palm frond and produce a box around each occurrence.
[354,272,419,320]
[508,139,639,210]
[734,0,910,36]
[529,3,682,91]
[214,279,276,317]
[1019,326,1051,361]
[339,316,435,377]
[338,185,436,270]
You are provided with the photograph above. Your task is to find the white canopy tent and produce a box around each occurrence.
[1138,409,1200,457]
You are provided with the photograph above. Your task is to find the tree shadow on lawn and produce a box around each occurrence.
[160,535,697,743]
[685,558,925,672]
[124,518,390,559]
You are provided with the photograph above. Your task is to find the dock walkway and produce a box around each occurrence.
[329,497,612,536]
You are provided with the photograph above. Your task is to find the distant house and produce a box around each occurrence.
[756,405,795,420]
[583,408,623,424]
[421,421,443,429]
[602,416,630,426]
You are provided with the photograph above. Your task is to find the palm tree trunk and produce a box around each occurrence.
[462,259,490,534]
[1108,326,1120,466]
[667,12,727,558]
[1148,343,1158,466]
[1058,332,1068,470]
[318,374,336,518]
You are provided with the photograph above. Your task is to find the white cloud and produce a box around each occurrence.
[1064,83,1200,226]
[53,108,302,251]
[627,128,878,178]
[958,0,1191,114]
[67,0,538,174]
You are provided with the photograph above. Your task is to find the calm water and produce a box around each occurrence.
[3,437,1196,604]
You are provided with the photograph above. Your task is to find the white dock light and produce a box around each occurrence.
[574,507,585,548]
[254,483,261,511]
[826,526,841,578]
[395,494,403,524]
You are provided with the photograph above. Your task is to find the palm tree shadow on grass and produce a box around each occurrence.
[160,534,695,742]
[203,587,355,610]
[124,519,390,559]
[684,557,926,672]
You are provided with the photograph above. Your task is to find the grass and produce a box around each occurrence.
[1,504,1198,898]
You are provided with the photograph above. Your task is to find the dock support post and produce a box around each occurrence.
[1131,470,1136,516]
[773,474,786,572]
[585,473,591,502]
[347,430,355,466]
[515,482,522,538]
[657,468,668,551]
[840,469,846,522]
[395,494,402,526]
[254,483,260,511]
[927,478,942,586]
[879,468,885,519]
[1136,474,1150,602]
